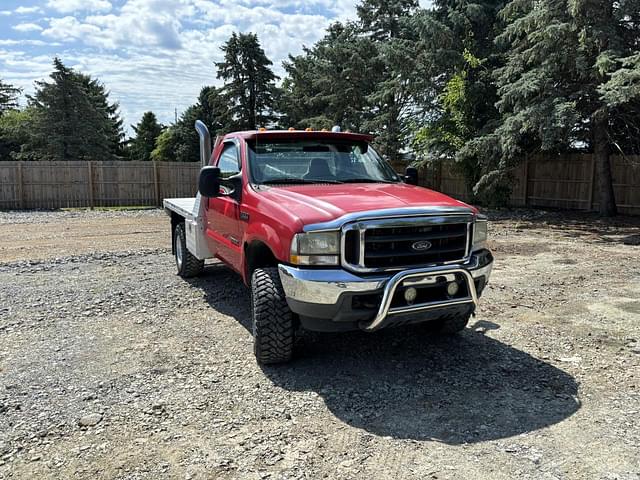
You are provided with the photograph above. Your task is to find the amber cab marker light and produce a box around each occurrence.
[288,127,295,131]
[305,127,312,132]
[259,127,266,132]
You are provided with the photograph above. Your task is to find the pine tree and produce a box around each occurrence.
[357,0,420,161]
[280,22,379,131]
[75,72,126,157]
[0,79,21,116]
[25,58,122,161]
[216,33,278,130]
[357,0,419,40]
[130,112,163,161]
[412,0,506,195]
[152,87,230,162]
[463,0,640,216]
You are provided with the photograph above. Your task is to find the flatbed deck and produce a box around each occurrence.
[163,197,198,221]
[163,195,212,260]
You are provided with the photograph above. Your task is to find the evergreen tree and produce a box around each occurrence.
[216,33,278,130]
[130,111,163,161]
[0,79,21,116]
[600,55,640,106]
[75,72,126,157]
[462,0,640,216]
[357,0,419,40]
[152,87,229,162]
[280,22,379,131]
[357,0,420,161]
[24,58,122,161]
[412,0,506,195]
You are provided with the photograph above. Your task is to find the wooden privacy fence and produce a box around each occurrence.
[396,154,640,216]
[0,161,200,210]
[1,155,639,214]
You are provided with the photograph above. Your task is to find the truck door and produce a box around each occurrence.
[205,141,243,272]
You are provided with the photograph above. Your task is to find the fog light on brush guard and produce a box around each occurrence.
[447,281,459,297]
[404,287,417,304]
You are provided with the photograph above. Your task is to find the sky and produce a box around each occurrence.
[0,0,432,134]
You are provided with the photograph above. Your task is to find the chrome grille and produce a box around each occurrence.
[341,215,472,273]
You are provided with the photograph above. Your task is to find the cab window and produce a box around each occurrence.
[217,143,240,178]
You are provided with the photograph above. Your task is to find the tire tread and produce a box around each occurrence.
[251,267,294,364]
[175,222,204,278]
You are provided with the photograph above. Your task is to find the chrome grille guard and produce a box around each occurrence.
[359,265,479,332]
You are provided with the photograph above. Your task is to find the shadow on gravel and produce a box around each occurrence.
[190,265,580,445]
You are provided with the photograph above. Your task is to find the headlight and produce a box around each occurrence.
[290,231,340,266]
[473,215,488,251]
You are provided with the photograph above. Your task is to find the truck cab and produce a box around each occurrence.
[164,122,493,364]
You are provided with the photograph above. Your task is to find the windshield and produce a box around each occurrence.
[247,139,400,185]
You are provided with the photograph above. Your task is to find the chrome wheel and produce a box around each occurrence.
[175,230,184,271]
[174,222,203,278]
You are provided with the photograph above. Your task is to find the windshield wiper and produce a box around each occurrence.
[261,178,343,185]
[341,178,397,184]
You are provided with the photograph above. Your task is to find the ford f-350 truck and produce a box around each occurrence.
[164,121,493,364]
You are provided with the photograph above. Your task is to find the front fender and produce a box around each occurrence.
[242,222,293,283]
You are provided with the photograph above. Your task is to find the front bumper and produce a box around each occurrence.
[278,249,493,332]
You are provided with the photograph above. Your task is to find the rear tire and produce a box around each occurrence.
[251,267,295,364]
[174,222,204,278]
[435,312,472,334]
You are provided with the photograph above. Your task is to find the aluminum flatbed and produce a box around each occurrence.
[163,197,198,221]
[163,194,212,260]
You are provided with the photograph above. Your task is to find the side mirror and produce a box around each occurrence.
[226,172,243,202]
[405,166,418,185]
[198,166,221,197]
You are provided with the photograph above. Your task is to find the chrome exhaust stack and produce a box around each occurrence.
[195,120,211,167]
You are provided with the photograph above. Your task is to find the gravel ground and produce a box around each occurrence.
[0,208,639,479]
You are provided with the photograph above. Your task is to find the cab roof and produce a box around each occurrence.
[228,130,375,143]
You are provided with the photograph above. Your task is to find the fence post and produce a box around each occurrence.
[522,159,529,206]
[153,161,161,207]
[87,161,95,209]
[16,162,24,210]
[587,154,596,212]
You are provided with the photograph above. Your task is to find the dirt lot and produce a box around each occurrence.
[0,208,639,480]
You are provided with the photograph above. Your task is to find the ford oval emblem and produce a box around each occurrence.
[412,240,432,251]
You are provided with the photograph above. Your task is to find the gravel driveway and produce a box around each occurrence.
[0,209,639,479]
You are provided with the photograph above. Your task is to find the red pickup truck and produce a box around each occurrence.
[164,121,493,364]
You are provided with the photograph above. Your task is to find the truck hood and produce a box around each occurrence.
[254,182,475,228]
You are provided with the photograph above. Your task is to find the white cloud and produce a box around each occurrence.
[3,0,437,134]
[13,23,43,33]
[0,39,51,46]
[42,17,104,44]
[15,6,43,14]
[46,0,112,13]
[43,1,189,50]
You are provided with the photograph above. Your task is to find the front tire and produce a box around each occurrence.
[435,312,472,334]
[174,222,204,278]
[251,267,295,364]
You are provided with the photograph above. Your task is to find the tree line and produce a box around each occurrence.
[1,0,639,216]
